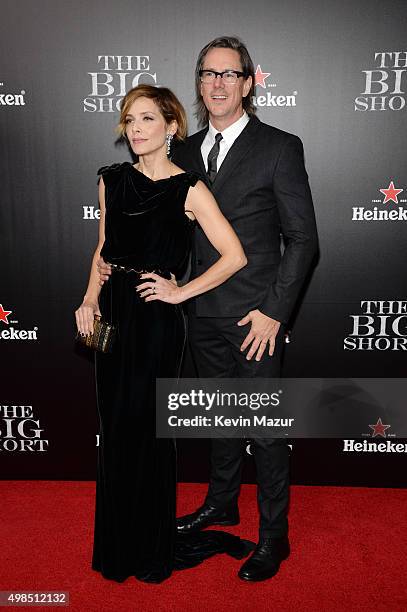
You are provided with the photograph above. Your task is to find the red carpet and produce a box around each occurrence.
[1,482,406,611]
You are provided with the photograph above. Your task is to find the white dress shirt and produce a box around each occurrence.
[201,111,250,172]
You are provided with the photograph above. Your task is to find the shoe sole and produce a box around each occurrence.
[177,518,240,534]
[209,518,240,527]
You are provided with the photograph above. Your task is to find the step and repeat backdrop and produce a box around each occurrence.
[1,0,406,485]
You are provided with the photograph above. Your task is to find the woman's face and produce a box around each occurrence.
[124,96,175,157]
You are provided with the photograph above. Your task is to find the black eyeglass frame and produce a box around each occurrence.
[199,69,247,82]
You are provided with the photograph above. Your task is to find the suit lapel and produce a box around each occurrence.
[212,116,260,195]
[190,129,208,178]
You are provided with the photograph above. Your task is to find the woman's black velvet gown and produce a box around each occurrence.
[92,162,251,583]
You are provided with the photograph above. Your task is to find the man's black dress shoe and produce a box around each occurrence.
[238,536,290,581]
[176,503,240,534]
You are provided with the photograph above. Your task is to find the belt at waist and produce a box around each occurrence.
[109,263,172,280]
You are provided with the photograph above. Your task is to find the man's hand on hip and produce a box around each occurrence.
[97,257,112,286]
[237,309,281,361]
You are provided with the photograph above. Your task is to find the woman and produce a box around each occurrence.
[75,84,251,583]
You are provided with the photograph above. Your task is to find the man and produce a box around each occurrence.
[99,36,318,582]
[172,36,318,582]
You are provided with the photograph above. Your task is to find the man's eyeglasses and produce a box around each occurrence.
[199,69,246,84]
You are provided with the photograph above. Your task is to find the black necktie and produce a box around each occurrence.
[207,132,223,183]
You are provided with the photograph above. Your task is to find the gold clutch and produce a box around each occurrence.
[76,315,116,353]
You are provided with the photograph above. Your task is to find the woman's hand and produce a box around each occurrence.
[137,273,184,304]
[75,301,101,336]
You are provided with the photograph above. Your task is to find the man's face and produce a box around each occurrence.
[200,47,252,128]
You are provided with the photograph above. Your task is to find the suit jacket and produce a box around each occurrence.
[172,115,318,323]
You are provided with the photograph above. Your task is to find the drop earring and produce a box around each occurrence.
[166,133,173,157]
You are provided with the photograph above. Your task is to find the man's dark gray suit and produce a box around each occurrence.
[173,114,318,539]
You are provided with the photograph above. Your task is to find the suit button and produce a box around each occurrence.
[197,259,202,265]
